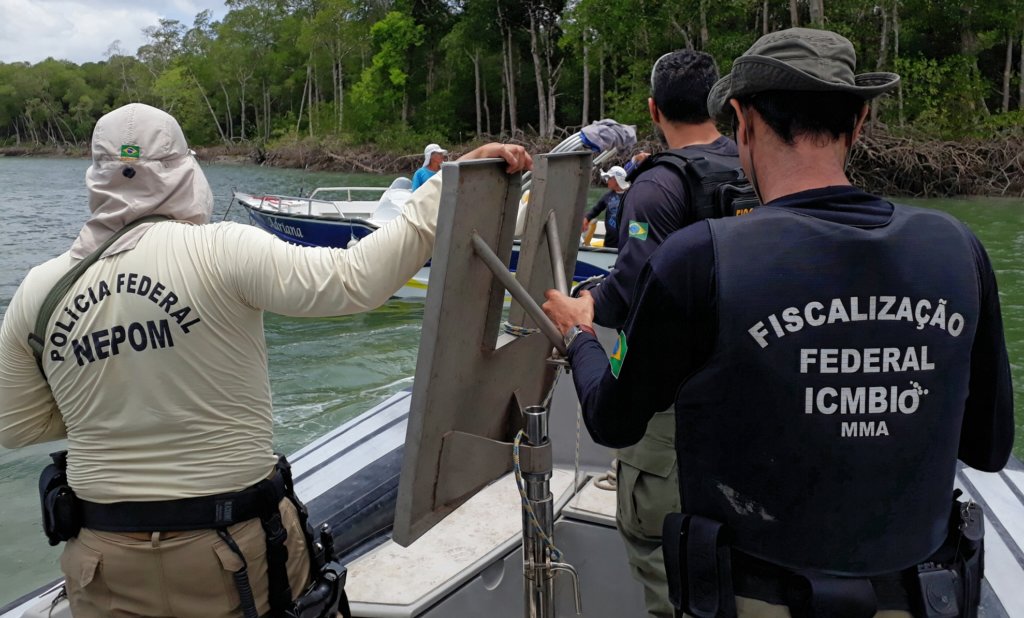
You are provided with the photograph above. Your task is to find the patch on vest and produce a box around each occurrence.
[627,220,649,240]
[609,331,628,378]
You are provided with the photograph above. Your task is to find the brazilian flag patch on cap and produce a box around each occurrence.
[628,220,649,240]
[119,144,140,160]
[609,330,628,378]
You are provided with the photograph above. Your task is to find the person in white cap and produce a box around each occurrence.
[0,103,531,618]
[581,165,631,248]
[411,142,448,190]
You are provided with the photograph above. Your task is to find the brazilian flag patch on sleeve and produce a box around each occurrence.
[609,330,628,378]
[627,220,649,240]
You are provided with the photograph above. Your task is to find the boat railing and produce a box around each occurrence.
[307,187,389,202]
[253,194,341,217]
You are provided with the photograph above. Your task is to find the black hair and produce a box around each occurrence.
[736,90,866,146]
[650,50,719,124]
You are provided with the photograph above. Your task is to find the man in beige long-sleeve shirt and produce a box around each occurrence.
[0,103,531,618]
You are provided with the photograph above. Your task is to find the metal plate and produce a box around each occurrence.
[393,152,592,546]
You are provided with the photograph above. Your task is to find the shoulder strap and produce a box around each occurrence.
[632,148,757,220]
[28,215,170,374]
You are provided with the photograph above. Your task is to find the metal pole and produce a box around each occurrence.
[470,233,566,355]
[521,405,554,618]
[545,211,568,296]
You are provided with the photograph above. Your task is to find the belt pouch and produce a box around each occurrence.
[686,515,736,618]
[38,450,81,545]
[661,513,737,618]
[787,572,877,618]
[663,513,689,614]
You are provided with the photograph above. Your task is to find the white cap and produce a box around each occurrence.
[423,143,448,166]
[600,165,630,190]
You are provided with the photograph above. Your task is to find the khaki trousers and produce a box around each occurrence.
[60,497,311,618]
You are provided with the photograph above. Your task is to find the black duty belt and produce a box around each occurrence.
[80,468,287,533]
[730,551,913,614]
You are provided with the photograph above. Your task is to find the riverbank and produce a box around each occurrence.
[4,130,1021,199]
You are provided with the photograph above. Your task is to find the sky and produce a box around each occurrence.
[0,0,228,65]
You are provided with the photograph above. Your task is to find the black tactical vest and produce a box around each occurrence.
[626,145,759,221]
[676,203,980,575]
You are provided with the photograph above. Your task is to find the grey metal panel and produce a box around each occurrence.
[393,153,594,546]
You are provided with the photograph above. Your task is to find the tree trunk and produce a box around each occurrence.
[221,83,233,141]
[1002,34,1014,113]
[870,3,890,131]
[809,0,824,27]
[483,76,492,135]
[699,0,709,49]
[894,2,904,126]
[239,81,247,141]
[528,9,548,138]
[310,59,318,137]
[505,28,518,136]
[547,57,561,138]
[469,49,482,137]
[763,0,770,34]
[958,6,989,114]
[338,61,345,130]
[1019,30,1024,111]
[790,0,799,27]
[296,66,308,134]
[581,35,590,127]
[599,46,605,120]
[191,72,227,144]
[500,85,507,136]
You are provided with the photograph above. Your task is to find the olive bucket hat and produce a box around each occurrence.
[707,27,900,123]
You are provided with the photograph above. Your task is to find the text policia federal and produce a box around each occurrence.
[44,272,202,366]
[747,295,969,439]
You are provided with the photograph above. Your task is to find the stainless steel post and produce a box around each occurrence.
[544,211,569,296]
[521,405,554,618]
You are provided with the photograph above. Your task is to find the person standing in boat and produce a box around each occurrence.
[544,28,1013,618]
[581,165,630,248]
[411,142,448,190]
[0,103,530,618]
[560,48,744,618]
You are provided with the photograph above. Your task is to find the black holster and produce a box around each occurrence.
[38,450,81,546]
[663,513,736,618]
[663,494,985,618]
[912,492,985,618]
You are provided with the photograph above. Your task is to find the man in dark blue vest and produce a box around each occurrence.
[544,28,1014,618]
[569,48,743,618]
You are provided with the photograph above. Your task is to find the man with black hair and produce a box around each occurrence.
[560,49,742,618]
[545,28,1013,617]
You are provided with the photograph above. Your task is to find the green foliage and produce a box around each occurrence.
[894,55,992,137]
[0,0,1021,148]
[349,11,425,133]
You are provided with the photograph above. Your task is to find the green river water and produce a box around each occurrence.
[0,157,1021,608]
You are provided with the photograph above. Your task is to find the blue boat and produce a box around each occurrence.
[233,178,617,298]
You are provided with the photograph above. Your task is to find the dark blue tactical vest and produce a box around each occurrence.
[676,203,980,575]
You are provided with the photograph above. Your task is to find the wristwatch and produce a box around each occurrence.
[563,324,596,349]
